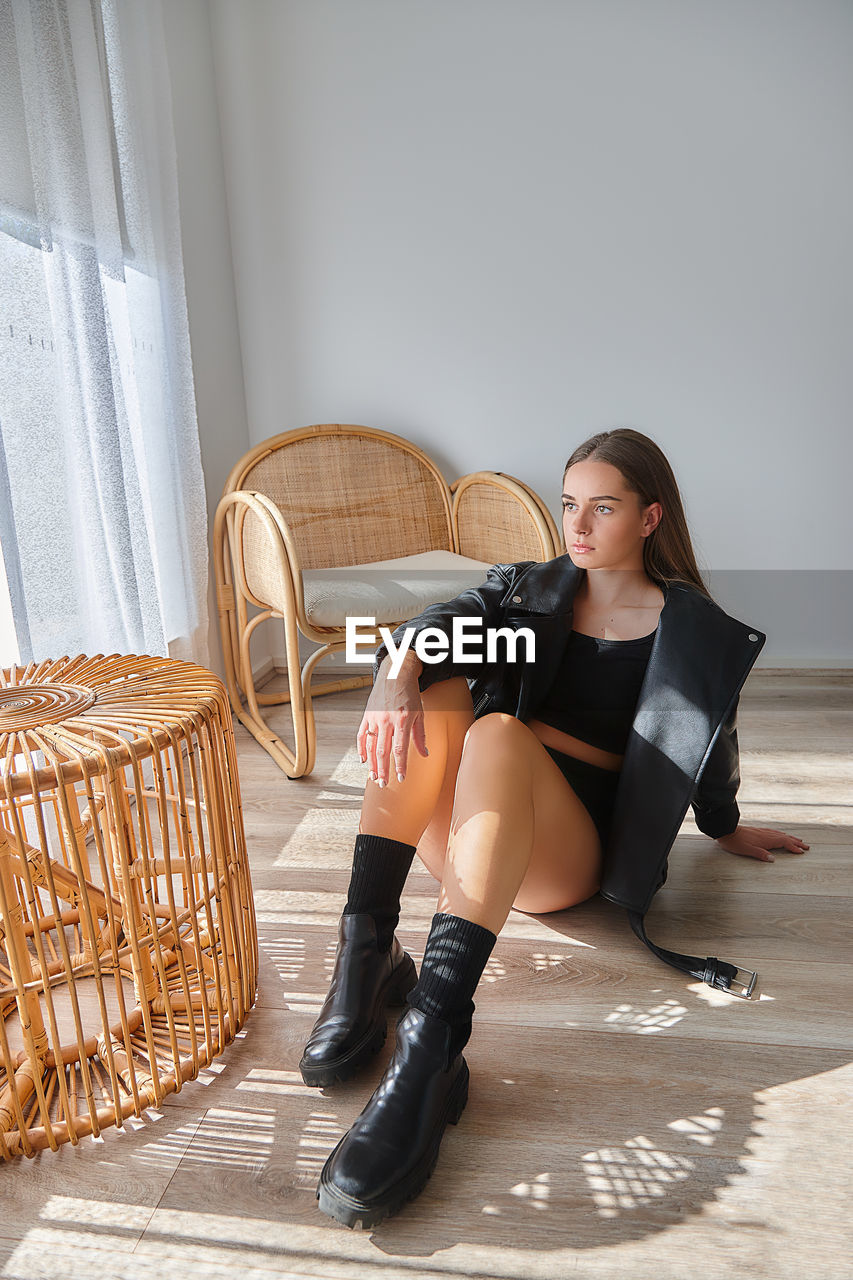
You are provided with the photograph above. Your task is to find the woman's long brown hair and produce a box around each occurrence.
[564,428,712,599]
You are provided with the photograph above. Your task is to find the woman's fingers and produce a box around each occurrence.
[757,826,810,852]
[779,831,809,852]
[356,718,370,765]
[373,720,393,786]
[780,835,809,852]
[391,728,409,782]
[357,665,424,785]
[735,827,810,861]
[364,724,380,781]
[359,718,422,784]
[719,825,810,864]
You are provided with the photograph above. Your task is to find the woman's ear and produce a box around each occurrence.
[643,502,663,536]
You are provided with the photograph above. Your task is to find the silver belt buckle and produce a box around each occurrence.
[727,966,758,999]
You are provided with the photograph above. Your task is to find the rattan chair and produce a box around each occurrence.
[213,424,560,778]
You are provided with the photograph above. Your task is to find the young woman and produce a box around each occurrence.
[300,428,808,1229]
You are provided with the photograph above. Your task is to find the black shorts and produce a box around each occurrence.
[542,745,621,849]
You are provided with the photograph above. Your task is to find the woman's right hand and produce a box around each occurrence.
[357,652,429,786]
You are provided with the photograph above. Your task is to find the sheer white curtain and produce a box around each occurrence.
[0,0,209,667]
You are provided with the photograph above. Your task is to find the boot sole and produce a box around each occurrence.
[316,1057,470,1228]
[299,953,418,1088]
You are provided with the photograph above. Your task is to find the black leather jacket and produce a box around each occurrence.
[375,554,766,916]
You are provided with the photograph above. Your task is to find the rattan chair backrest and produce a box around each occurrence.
[230,425,453,577]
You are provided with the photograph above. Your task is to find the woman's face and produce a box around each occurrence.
[562,459,661,571]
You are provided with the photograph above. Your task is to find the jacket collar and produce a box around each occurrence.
[500,552,762,660]
[500,552,678,616]
[498,553,585,614]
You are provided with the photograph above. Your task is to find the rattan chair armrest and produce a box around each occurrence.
[214,489,304,616]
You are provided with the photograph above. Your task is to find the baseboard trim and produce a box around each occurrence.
[753,659,853,671]
[252,656,277,688]
[253,659,375,689]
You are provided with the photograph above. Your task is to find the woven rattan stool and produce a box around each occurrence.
[0,655,258,1158]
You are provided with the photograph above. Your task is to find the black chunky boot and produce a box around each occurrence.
[316,912,496,1227]
[317,1005,469,1227]
[299,834,418,1087]
[299,914,417,1086]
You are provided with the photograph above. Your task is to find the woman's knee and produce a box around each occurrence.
[462,711,533,760]
[464,710,524,737]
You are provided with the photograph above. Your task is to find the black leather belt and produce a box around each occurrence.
[628,911,757,998]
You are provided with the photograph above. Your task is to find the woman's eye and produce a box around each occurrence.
[596,505,613,514]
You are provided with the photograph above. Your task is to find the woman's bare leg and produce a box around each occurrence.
[360,691,603,932]
[436,713,603,934]
[358,677,475,854]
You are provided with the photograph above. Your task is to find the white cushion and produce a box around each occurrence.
[301,550,493,628]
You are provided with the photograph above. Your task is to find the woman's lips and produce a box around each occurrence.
[572,543,593,552]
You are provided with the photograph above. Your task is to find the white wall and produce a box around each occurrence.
[201,0,852,663]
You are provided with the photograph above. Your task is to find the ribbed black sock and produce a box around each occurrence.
[407,912,497,1059]
[343,833,417,951]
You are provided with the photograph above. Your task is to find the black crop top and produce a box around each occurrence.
[533,627,657,755]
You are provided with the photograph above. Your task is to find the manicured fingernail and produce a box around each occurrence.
[767,854,775,862]
[369,772,376,781]
[378,779,386,789]
[397,772,405,782]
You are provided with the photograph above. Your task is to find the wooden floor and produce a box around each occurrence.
[2,671,852,1280]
